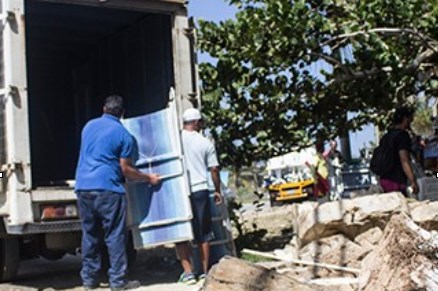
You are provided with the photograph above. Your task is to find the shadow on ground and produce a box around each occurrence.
[0,247,183,290]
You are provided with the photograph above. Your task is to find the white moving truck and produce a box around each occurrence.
[0,0,199,280]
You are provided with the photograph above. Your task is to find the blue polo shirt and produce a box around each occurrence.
[75,114,135,194]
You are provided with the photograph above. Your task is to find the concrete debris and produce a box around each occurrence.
[201,256,317,291]
[359,213,438,291]
[237,203,299,238]
[299,234,358,262]
[353,227,383,251]
[241,248,360,274]
[410,201,438,231]
[235,192,438,290]
[293,192,408,247]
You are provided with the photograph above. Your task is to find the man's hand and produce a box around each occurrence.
[214,191,223,205]
[147,173,161,185]
[411,181,419,195]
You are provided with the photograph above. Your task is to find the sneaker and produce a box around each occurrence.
[197,273,207,284]
[178,272,197,285]
[110,280,141,291]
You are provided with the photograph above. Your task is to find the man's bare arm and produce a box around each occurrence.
[399,150,419,194]
[210,166,223,204]
[120,158,160,185]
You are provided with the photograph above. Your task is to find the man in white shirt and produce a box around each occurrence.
[175,108,223,284]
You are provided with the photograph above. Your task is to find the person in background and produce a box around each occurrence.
[175,108,223,285]
[324,140,343,166]
[306,141,329,200]
[324,140,344,200]
[423,128,438,173]
[379,106,419,196]
[75,95,161,291]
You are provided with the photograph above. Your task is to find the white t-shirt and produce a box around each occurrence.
[182,129,219,192]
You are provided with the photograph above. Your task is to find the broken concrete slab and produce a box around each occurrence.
[294,192,408,247]
[353,227,383,251]
[299,234,355,262]
[239,204,299,238]
[410,201,438,231]
[297,234,367,279]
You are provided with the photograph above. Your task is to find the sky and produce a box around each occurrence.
[187,0,376,158]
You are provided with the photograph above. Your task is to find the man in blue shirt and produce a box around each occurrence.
[75,95,160,291]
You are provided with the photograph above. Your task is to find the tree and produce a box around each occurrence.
[197,0,438,168]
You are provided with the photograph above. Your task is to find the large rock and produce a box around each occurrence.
[240,204,301,238]
[293,192,408,247]
[410,201,438,231]
[201,256,317,291]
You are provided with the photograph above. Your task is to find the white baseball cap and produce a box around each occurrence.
[182,108,202,122]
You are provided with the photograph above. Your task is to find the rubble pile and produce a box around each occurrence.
[359,213,438,290]
[226,192,438,290]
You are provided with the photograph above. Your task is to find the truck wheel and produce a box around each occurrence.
[0,237,20,282]
[40,249,66,261]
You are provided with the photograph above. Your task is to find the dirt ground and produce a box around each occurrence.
[0,248,202,291]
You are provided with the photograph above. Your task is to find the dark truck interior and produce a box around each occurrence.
[25,0,174,186]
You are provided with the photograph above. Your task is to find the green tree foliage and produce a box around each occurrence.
[411,103,433,137]
[197,0,438,168]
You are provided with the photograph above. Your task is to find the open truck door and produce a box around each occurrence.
[0,0,32,281]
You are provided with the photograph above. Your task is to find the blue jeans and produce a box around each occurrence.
[77,191,128,287]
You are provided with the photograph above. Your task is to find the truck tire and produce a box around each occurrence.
[0,237,20,282]
[40,249,66,261]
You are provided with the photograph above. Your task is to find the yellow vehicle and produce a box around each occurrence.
[268,179,315,206]
[265,149,319,206]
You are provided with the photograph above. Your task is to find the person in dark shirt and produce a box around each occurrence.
[379,106,419,196]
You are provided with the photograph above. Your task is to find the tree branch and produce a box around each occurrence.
[328,66,393,85]
[323,27,438,52]
[326,47,437,85]
[406,48,437,72]
[309,52,351,75]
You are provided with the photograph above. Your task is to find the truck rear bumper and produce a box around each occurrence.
[276,194,308,201]
[6,219,82,235]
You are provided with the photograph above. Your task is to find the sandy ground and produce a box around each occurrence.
[0,248,203,291]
